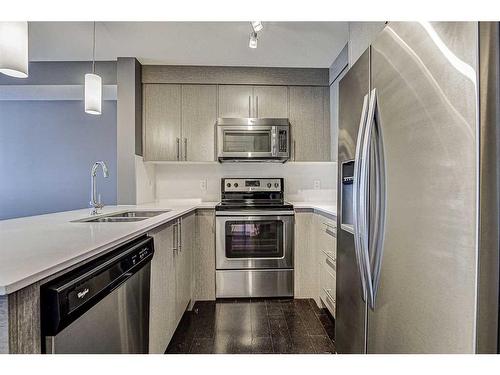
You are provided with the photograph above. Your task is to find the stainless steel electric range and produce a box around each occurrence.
[215,178,294,298]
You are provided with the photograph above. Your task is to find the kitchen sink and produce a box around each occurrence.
[84,217,148,223]
[108,210,171,218]
[73,210,171,223]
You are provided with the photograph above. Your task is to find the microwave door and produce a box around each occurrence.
[219,126,273,158]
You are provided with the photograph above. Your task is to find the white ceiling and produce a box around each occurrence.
[28,22,348,68]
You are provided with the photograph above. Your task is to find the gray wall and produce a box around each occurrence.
[0,100,117,219]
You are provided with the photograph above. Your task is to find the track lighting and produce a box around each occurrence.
[0,22,29,78]
[251,21,263,33]
[85,22,102,115]
[249,32,258,49]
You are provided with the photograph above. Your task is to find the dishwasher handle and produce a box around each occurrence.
[41,236,154,336]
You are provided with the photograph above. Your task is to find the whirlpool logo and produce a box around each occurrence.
[77,288,90,299]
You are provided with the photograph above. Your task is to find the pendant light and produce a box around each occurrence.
[85,22,102,115]
[0,22,29,78]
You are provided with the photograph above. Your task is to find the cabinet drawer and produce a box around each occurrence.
[316,216,337,260]
[320,256,336,296]
[320,286,336,318]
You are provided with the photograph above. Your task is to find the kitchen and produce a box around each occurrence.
[1,2,500,371]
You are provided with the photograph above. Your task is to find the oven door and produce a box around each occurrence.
[216,212,294,269]
[217,125,274,159]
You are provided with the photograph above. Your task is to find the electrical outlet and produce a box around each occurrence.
[313,180,321,190]
[200,179,207,191]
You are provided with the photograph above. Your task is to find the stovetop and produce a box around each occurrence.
[217,178,293,211]
[215,200,294,211]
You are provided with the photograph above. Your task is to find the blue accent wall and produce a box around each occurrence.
[0,100,117,219]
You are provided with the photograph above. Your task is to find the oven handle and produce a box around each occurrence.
[216,210,295,216]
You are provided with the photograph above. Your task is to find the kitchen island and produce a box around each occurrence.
[0,200,336,353]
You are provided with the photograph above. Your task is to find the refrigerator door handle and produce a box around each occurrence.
[367,88,387,310]
[353,93,370,302]
[359,89,377,309]
[361,88,387,311]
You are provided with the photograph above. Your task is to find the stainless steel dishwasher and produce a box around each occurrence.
[41,236,154,354]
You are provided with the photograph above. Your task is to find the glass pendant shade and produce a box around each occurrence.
[84,73,102,115]
[0,22,29,78]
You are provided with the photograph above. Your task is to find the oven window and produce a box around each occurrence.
[223,131,271,153]
[225,220,284,258]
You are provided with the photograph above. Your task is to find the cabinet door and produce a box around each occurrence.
[181,85,217,161]
[289,86,331,161]
[253,86,288,118]
[218,85,253,118]
[194,210,216,301]
[175,214,195,320]
[294,211,318,299]
[148,222,176,354]
[143,84,181,161]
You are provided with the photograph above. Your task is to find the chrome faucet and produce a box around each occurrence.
[90,161,109,215]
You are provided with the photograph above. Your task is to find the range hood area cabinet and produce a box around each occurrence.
[218,85,288,118]
[143,84,217,162]
[142,83,331,162]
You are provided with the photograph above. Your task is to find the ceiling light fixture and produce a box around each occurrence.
[85,22,102,115]
[251,21,263,33]
[0,22,29,78]
[249,32,258,49]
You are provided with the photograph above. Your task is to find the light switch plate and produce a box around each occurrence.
[313,180,321,190]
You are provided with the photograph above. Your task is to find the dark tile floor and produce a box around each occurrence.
[165,298,336,354]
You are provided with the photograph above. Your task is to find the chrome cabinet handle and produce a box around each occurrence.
[248,95,251,117]
[178,218,182,252]
[176,138,180,161]
[172,221,178,252]
[183,138,187,161]
[323,222,336,237]
[325,256,336,271]
[353,93,370,303]
[256,95,259,118]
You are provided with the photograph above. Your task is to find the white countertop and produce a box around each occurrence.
[0,199,335,295]
[292,202,337,217]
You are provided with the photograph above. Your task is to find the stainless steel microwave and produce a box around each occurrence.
[216,118,290,162]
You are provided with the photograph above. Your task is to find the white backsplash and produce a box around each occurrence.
[152,162,337,203]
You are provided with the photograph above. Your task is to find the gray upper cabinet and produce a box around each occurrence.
[181,85,217,161]
[143,84,181,161]
[218,85,253,118]
[218,85,288,118]
[253,86,288,118]
[289,86,331,161]
[143,84,217,161]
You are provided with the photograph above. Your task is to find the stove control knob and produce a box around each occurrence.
[267,183,272,188]
[274,183,279,188]
[226,183,231,188]
[234,183,238,188]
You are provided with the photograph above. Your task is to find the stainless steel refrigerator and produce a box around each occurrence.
[336,22,500,354]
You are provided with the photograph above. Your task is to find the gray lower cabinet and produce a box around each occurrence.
[176,213,194,319]
[181,85,217,161]
[193,210,216,300]
[148,221,177,354]
[253,85,288,118]
[143,84,182,161]
[289,86,331,161]
[148,212,195,354]
[218,85,253,118]
[294,211,318,300]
